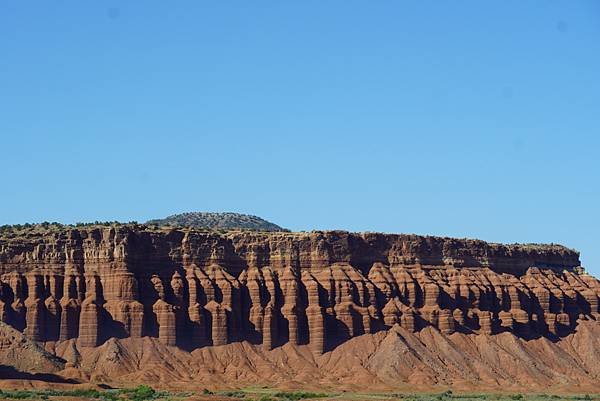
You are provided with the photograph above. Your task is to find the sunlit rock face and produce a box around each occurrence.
[0,227,597,351]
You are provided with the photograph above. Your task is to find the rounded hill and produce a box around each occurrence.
[145,212,287,232]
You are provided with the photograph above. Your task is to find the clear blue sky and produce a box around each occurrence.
[1,2,599,275]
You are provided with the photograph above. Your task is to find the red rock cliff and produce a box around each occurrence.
[0,227,597,353]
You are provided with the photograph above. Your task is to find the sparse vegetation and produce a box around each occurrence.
[257,396,277,401]
[0,212,289,237]
[0,388,118,400]
[0,386,170,401]
[387,393,600,401]
[0,389,598,401]
[0,220,141,235]
[146,212,288,232]
[272,391,329,400]
[218,390,247,398]
[124,385,157,401]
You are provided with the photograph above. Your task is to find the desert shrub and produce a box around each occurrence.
[272,391,329,400]
[0,388,120,401]
[118,385,161,401]
[219,390,246,398]
[0,390,36,399]
[436,391,453,400]
[449,394,488,400]
[129,385,157,401]
[63,388,104,398]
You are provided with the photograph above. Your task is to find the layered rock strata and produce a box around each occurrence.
[0,227,597,352]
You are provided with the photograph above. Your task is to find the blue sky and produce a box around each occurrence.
[1,2,599,275]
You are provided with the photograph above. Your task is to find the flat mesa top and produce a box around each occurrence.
[0,222,575,251]
[0,223,580,272]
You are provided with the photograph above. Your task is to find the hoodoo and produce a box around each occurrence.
[1,225,600,391]
[0,226,596,350]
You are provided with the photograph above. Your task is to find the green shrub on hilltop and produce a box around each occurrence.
[146,212,288,232]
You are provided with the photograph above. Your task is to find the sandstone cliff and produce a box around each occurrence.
[0,226,596,357]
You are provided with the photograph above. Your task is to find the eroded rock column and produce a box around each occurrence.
[79,274,102,347]
[303,272,325,354]
[25,272,46,341]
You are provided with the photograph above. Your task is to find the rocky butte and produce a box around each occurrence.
[0,224,599,391]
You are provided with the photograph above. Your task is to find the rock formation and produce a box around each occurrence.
[0,226,597,356]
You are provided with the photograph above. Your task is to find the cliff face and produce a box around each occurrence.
[0,227,597,354]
